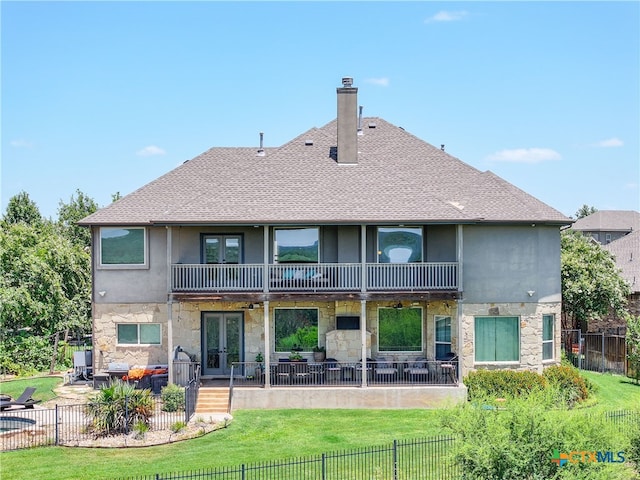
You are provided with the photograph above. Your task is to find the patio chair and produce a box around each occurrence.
[291,361,312,384]
[374,357,398,382]
[438,352,458,383]
[405,357,431,382]
[324,358,342,384]
[0,386,40,411]
[274,360,292,385]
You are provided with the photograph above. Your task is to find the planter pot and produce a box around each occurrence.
[313,351,326,362]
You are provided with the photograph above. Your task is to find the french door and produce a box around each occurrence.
[202,313,243,376]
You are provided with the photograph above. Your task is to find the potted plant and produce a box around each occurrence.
[312,345,326,362]
[289,351,304,362]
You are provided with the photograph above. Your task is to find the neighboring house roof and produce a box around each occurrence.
[79,117,570,226]
[571,210,640,233]
[603,229,640,293]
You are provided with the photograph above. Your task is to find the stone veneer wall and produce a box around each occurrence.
[93,303,168,371]
[94,299,460,371]
[460,302,562,377]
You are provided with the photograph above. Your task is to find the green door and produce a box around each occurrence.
[202,313,243,376]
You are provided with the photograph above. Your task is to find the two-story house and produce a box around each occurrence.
[79,78,571,408]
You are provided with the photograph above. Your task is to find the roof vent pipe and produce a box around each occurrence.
[441,144,445,151]
[357,106,363,135]
[257,132,265,156]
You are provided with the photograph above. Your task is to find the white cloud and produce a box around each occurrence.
[486,148,562,164]
[592,137,623,148]
[425,11,469,23]
[136,145,166,157]
[365,77,390,87]
[10,139,33,148]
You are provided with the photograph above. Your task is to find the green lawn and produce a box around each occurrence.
[1,371,638,480]
[0,375,62,402]
[580,371,640,410]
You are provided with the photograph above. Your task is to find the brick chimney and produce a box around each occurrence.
[336,77,358,164]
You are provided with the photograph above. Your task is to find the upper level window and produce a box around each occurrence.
[377,227,423,263]
[99,227,146,267]
[202,235,242,264]
[274,228,319,263]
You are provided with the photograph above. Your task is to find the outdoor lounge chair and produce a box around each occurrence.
[374,357,398,382]
[0,386,40,411]
[405,357,431,382]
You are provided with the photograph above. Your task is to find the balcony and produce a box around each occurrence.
[171,262,458,293]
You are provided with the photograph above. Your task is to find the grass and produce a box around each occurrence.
[1,370,638,480]
[580,370,640,410]
[0,375,62,402]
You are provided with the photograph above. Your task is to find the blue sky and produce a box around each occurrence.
[2,1,639,220]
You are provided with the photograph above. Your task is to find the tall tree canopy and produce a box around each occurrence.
[57,189,98,249]
[574,204,597,219]
[2,191,42,226]
[561,230,629,330]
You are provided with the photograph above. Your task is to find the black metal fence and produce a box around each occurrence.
[562,330,628,374]
[119,436,460,480]
[1,392,191,451]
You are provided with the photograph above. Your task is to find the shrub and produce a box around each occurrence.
[543,365,593,407]
[171,420,186,433]
[161,383,185,412]
[441,394,624,479]
[0,333,52,376]
[86,379,154,436]
[465,369,547,400]
[133,420,149,439]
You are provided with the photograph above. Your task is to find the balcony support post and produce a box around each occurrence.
[360,225,367,293]
[263,300,271,388]
[166,226,174,385]
[360,299,367,387]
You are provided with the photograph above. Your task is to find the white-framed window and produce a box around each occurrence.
[377,227,423,263]
[274,227,319,263]
[378,307,423,352]
[117,323,161,345]
[274,308,319,352]
[435,315,452,359]
[474,316,520,363]
[542,314,554,361]
[99,227,147,268]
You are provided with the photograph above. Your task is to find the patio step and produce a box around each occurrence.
[195,387,229,414]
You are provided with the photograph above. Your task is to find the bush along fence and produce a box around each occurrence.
[0,382,198,451]
[118,436,460,480]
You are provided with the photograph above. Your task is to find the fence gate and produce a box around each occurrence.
[561,330,627,374]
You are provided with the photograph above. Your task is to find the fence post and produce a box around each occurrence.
[393,439,398,480]
[55,404,59,446]
[322,453,326,480]
[601,332,605,373]
[241,464,246,480]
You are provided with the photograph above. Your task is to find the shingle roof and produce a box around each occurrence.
[571,210,640,233]
[603,230,640,293]
[79,117,570,226]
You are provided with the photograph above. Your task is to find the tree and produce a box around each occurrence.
[561,230,630,331]
[57,189,98,249]
[574,204,597,219]
[2,191,42,226]
[626,313,640,384]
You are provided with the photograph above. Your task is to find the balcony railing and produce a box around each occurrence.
[172,262,458,293]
